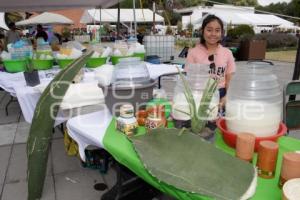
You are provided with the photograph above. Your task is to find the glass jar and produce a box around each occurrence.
[226,61,282,137]
[171,64,219,128]
[116,104,138,136]
[145,105,167,130]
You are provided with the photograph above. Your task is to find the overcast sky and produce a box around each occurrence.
[258,0,291,6]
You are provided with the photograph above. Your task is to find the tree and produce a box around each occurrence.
[255,1,299,24]
[231,0,258,6]
[177,21,183,32]
[187,23,194,32]
[166,26,173,34]
[290,0,300,18]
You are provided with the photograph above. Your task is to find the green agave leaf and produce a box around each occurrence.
[177,67,218,134]
[26,50,93,200]
[192,78,218,133]
[130,128,256,200]
[177,69,198,125]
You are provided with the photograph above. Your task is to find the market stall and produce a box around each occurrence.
[66,109,300,200]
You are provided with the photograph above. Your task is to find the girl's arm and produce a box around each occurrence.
[225,72,234,90]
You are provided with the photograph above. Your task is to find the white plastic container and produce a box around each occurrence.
[226,61,282,137]
[143,35,175,62]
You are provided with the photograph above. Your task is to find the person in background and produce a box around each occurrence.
[35,24,48,42]
[137,31,144,45]
[186,14,236,115]
[6,22,21,44]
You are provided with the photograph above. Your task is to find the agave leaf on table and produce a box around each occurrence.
[26,50,93,200]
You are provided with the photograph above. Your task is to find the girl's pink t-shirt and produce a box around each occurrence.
[186,43,236,88]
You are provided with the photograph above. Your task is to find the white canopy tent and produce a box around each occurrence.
[237,13,294,26]
[0,12,8,30]
[191,12,293,28]
[16,12,73,26]
[80,9,165,24]
[277,24,300,30]
[0,0,122,12]
[188,11,294,33]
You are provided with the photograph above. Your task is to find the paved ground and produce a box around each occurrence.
[0,60,299,200]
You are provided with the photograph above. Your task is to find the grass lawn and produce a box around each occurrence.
[265,50,297,62]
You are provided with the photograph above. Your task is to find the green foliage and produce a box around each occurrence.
[227,24,255,40]
[27,51,93,200]
[187,23,193,32]
[288,0,300,19]
[177,21,183,32]
[175,38,197,47]
[165,26,173,35]
[103,23,111,34]
[61,27,71,40]
[231,0,258,6]
[254,33,298,49]
[256,0,300,23]
[168,11,182,25]
[181,0,202,7]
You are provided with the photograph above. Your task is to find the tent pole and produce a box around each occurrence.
[99,6,102,43]
[117,2,120,39]
[152,1,156,34]
[289,38,300,101]
[133,0,137,38]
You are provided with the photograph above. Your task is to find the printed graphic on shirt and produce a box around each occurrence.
[209,65,225,83]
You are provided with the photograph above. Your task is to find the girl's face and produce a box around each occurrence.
[203,20,222,46]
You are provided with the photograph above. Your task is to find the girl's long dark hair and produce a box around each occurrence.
[200,15,224,45]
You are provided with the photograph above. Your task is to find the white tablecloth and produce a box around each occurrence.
[0,63,181,124]
[0,68,60,96]
[66,108,112,161]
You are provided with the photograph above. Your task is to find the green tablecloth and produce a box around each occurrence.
[103,119,300,200]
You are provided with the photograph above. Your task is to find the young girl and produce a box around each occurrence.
[186,15,236,110]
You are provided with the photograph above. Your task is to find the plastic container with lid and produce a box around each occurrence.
[99,57,156,116]
[171,64,219,125]
[226,61,282,137]
[36,40,52,58]
[111,57,151,86]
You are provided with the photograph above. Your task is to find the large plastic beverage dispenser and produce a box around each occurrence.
[172,64,219,127]
[226,61,282,137]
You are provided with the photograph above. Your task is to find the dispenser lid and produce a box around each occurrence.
[111,57,151,86]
